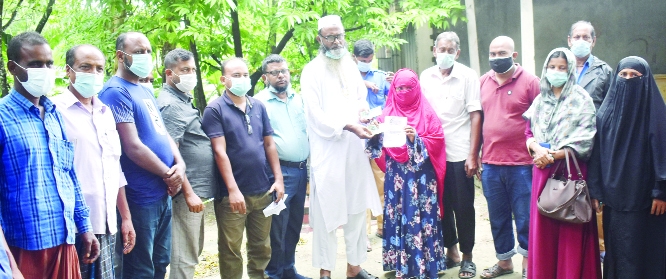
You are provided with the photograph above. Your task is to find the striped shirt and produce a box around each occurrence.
[0,89,92,250]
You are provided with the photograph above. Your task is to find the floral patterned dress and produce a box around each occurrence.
[366,134,446,279]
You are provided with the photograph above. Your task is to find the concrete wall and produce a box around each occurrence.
[392,0,666,78]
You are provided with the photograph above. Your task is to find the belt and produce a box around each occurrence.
[279,159,307,169]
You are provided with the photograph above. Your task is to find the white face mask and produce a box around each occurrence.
[436,52,456,69]
[173,73,198,92]
[69,66,104,98]
[570,40,592,58]
[13,62,56,97]
[357,61,372,72]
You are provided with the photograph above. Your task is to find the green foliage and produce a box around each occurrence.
[1,0,465,101]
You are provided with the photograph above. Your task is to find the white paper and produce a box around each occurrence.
[383,116,408,148]
[263,194,289,217]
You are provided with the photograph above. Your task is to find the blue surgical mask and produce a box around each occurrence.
[570,40,591,58]
[357,61,372,72]
[545,70,569,87]
[227,76,252,97]
[69,66,104,98]
[121,51,154,78]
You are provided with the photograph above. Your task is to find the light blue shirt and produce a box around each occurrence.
[576,55,594,84]
[255,88,310,162]
[362,70,390,109]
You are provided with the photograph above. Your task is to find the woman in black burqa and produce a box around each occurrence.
[587,56,666,279]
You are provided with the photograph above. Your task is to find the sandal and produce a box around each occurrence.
[479,264,513,279]
[446,257,461,268]
[347,269,379,279]
[522,269,527,279]
[458,260,476,279]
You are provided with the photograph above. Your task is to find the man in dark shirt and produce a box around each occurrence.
[156,48,212,279]
[202,57,284,279]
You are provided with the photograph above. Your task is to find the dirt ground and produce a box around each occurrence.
[183,180,526,279]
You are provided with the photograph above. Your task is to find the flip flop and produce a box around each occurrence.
[459,260,476,279]
[445,257,461,268]
[347,269,379,279]
[479,264,513,279]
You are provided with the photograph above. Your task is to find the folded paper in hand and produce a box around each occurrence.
[263,194,289,217]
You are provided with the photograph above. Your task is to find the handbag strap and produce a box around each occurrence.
[564,148,583,179]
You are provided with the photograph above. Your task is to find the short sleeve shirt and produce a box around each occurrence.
[98,76,174,205]
[363,70,390,109]
[201,93,274,197]
[420,62,481,162]
[480,65,540,165]
[157,85,217,198]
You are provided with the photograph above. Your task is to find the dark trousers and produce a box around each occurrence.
[442,160,476,254]
[266,165,308,279]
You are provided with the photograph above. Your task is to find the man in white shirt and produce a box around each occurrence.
[300,15,381,279]
[52,44,135,279]
[420,31,482,279]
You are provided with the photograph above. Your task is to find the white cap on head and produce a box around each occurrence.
[318,15,344,31]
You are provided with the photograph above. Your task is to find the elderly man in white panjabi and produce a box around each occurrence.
[300,15,382,279]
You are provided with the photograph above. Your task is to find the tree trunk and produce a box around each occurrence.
[35,0,56,33]
[230,0,243,58]
[183,16,207,113]
[0,0,8,97]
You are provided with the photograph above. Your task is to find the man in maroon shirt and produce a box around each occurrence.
[478,36,540,279]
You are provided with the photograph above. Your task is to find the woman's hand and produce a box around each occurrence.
[405,125,416,143]
[651,199,666,215]
[530,143,554,169]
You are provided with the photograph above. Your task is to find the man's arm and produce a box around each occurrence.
[465,111,482,177]
[263,136,284,202]
[163,136,186,194]
[116,186,135,254]
[116,122,172,179]
[0,223,23,278]
[210,136,246,214]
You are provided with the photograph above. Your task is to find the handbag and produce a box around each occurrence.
[537,148,593,223]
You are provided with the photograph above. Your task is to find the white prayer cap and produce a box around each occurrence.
[318,15,344,31]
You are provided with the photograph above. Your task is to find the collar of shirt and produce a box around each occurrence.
[428,62,465,82]
[58,88,108,114]
[265,88,295,102]
[223,92,253,112]
[162,84,193,103]
[10,88,57,115]
[488,63,524,87]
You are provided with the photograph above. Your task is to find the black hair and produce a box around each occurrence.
[353,39,374,58]
[7,31,48,63]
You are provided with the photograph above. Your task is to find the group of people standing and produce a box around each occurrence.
[0,14,663,279]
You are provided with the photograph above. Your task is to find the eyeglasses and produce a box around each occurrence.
[244,114,253,135]
[265,69,290,77]
[320,33,345,43]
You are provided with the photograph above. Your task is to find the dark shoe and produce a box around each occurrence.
[347,269,379,279]
[522,269,527,279]
[479,264,513,279]
[445,256,461,268]
[320,277,331,279]
[289,274,312,279]
[458,260,476,279]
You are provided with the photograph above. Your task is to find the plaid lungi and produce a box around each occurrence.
[76,233,116,279]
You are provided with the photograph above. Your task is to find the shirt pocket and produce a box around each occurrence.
[54,139,75,172]
[106,130,123,159]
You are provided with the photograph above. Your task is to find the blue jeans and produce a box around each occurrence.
[124,195,172,279]
[481,164,532,260]
[266,166,308,279]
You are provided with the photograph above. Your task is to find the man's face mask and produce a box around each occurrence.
[12,61,56,97]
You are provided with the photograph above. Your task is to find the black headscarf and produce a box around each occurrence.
[587,56,666,211]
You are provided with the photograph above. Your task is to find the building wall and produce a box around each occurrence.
[393,0,665,79]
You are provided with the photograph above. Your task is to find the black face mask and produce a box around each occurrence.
[489,56,514,74]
